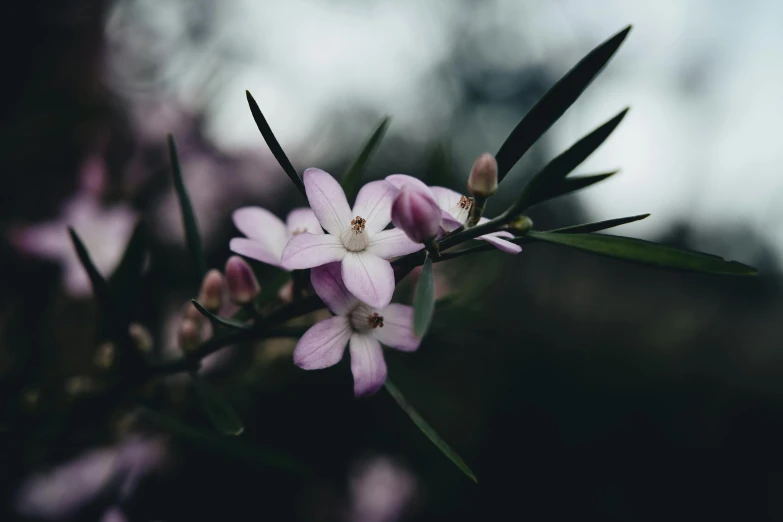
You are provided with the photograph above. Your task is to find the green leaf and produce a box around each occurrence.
[108,221,148,321]
[168,135,207,280]
[526,231,758,275]
[413,256,435,337]
[246,90,306,198]
[506,108,628,217]
[495,25,631,182]
[192,300,251,330]
[342,116,390,201]
[528,171,618,207]
[547,214,650,234]
[142,408,308,475]
[68,227,111,308]
[192,375,245,436]
[384,379,477,483]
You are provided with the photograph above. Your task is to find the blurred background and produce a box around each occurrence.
[2,0,783,520]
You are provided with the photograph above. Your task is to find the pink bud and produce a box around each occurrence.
[198,269,224,312]
[225,256,260,305]
[467,153,498,197]
[391,185,442,243]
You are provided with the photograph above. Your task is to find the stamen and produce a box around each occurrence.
[458,195,473,210]
[351,216,366,232]
[367,313,384,329]
[342,215,370,251]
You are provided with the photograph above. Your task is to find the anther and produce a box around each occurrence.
[367,313,384,328]
[351,216,366,232]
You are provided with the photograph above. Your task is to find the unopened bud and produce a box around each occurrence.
[467,153,498,198]
[178,318,201,352]
[198,269,224,312]
[391,185,442,243]
[509,215,534,233]
[128,323,154,353]
[95,341,116,369]
[225,256,260,305]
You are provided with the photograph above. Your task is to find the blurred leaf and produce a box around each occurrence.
[547,214,650,234]
[246,90,306,198]
[384,379,477,483]
[108,221,148,321]
[142,408,308,475]
[505,109,628,217]
[192,300,251,330]
[413,257,435,337]
[495,25,631,182]
[168,135,207,279]
[68,227,111,308]
[526,231,758,275]
[192,375,245,436]
[342,116,390,200]
[255,269,292,309]
[529,171,618,207]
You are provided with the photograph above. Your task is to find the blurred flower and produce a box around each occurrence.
[282,169,422,308]
[10,192,137,297]
[15,436,167,520]
[346,455,417,522]
[391,185,442,243]
[294,263,420,397]
[225,256,261,305]
[230,207,321,269]
[386,174,521,254]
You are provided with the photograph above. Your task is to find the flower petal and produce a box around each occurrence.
[367,228,423,258]
[230,238,283,268]
[349,333,387,397]
[286,207,323,235]
[440,213,463,233]
[373,304,420,351]
[352,180,397,234]
[281,233,346,270]
[311,262,358,315]
[293,316,351,370]
[232,207,289,254]
[303,168,352,235]
[385,174,434,196]
[478,234,522,254]
[342,251,395,308]
[429,186,463,213]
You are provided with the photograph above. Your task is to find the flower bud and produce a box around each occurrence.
[391,185,442,243]
[198,269,224,312]
[225,256,260,305]
[466,153,498,198]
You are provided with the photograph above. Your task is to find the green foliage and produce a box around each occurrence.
[168,135,207,279]
[192,375,245,436]
[413,256,436,337]
[342,117,390,201]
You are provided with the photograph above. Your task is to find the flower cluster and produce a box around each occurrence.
[229,164,516,395]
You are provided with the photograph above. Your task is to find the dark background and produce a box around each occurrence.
[2,1,783,520]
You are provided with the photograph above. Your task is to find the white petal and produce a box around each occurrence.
[367,228,423,258]
[293,316,351,369]
[479,234,522,254]
[232,207,289,250]
[230,238,283,268]
[303,168,352,236]
[385,174,434,196]
[352,180,397,234]
[310,262,358,316]
[373,304,420,352]
[342,251,395,308]
[349,333,387,397]
[429,186,463,213]
[281,233,346,270]
[286,207,323,235]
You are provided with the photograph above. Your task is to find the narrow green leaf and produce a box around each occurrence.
[384,379,477,483]
[246,90,306,197]
[168,135,207,279]
[192,300,251,330]
[547,214,650,234]
[68,227,111,308]
[529,171,618,207]
[142,408,308,474]
[506,108,628,217]
[495,25,632,181]
[108,221,148,321]
[526,231,758,275]
[192,375,245,436]
[342,117,390,200]
[413,257,435,337]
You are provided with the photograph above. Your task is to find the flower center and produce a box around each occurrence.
[367,313,384,329]
[458,196,473,210]
[342,215,370,252]
[350,305,383,332]
[449,196,473,224]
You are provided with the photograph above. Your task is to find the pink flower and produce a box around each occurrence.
[230,206,321,268]
[386,174,522,254]
[282,169,423,308]
[294,262,421,397]
[391,185,442,243]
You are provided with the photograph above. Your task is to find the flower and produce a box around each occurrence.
[225,255,260,305]
[293,262,420,397]
[281,169,423,308]
[230,206,321,269]
[466,152,498,198]
[391,185,442,243]
[386,174,522,254]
